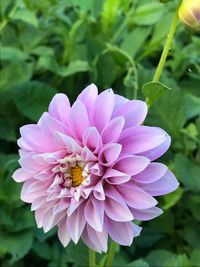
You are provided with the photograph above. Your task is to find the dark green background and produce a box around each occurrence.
[0,0,200,266]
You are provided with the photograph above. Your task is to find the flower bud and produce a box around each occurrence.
[178,0,200,30]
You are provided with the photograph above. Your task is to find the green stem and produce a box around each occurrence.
[106,240,117,267]
[111,0,138,44]
[153,1,181,82]
[89,248,96,267]
[0,0,19,33]
[132,62,139,99]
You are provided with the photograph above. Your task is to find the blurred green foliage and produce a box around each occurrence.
[0,0,200,266]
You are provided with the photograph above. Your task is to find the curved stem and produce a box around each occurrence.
[111,0,138,44]
[153,0,182,82]
[106,240,117,267]
[0,0,19,33]
[89,248,96,267]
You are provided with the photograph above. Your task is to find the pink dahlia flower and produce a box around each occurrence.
[12,84,179,253]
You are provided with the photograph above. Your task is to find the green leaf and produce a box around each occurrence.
[162,187,184,210]
[182,221,200,248]
[37,56,90,77]
[34,227,57,242]
[1,230,33,263]
[127,259,149,267]
[0,46,28,62]
[12,9,38,28]
[62,60,90,77]
[174,154,200,192]
[106,43,133,65]
[185,194,200,221]
[31,46,54,56]
[142,81,171,106]
[160,0,174,3]
[49,243,71,267]
[135,227,164,248]
[13,81,57,121]
[0,63,33,90]
[147,85,185,137]
[32,241,52,260]
[5,206,35,232]
[130,2,165,26]
[121,27,151,58]
[67,241,88,267]
[184,94,200,119]
[97,52,120,87]
[101,0,121,33]
[0,118,16,141]
[149,210,175,235]
[191,249,200,267]
[0,0,13,17]
[146,250,190,267]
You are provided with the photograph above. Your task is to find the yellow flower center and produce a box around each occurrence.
[70,165,84,187]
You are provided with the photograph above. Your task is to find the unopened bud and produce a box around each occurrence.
[179,0,200,30]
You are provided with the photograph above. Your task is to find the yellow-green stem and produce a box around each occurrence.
[0,0,19,33]
[106,240,116,267]
[89,248,96,267]
[153,1,182,82]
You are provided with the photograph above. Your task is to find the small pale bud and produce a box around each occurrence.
[179,0,200,30]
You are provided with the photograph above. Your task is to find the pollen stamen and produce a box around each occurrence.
[70,165,84,187]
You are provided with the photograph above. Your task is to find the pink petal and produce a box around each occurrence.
[98,143,122,167]
[35,207,49,228]
[112,94,128,117]
[83,127,103,153]
[92,89,115,132]
[19,156,45,173]
[105,216,134,246]
[90,163,105,177]
[81,146,97,161]
[77,83,98,121]
[132,223,142,237]
[43,209,65,233]
[31,196,47,211]
[18,124,58,152]
[58,218,71,247]
[82,227,99,252]
[12,168,32,182]
[130,207,163,221]
[38,112,70,137]
[67,205,86,243]
[114,155,150,176]
[67,198,86,216]
[104,197,133,222]
[116,100,147,128]
[104,168,131,185]
[93,181,105,200]
[85,198,104,232]
[86,225,108,253]
[116,183,157,209]
[33,150,66,165]
[138,134,171,161]
[104,184,125,203]
[53,199,70,215]
[133,162,168,184]
[21,180,48,203]
[120,126,168,155]
[48,93,70,125]
[101,116,125,144]
[54,132,82,153]
[69,100,90,141]
[139,170,179,196]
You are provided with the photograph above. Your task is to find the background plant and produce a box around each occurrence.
[0,0,200,266]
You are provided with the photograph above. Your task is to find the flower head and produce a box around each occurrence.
[179,0,200,30]
[12,84,179,252]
